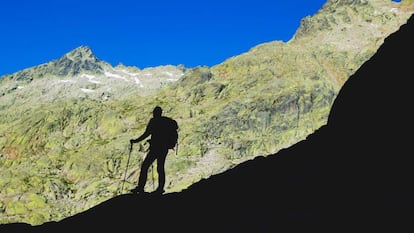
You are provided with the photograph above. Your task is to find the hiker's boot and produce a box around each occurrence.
[130,187,145,194]
[154,188,165,195]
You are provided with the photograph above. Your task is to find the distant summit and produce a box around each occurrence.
[2,46,106,82]
[52,46,104,76]
[0,45,184,100]
[64,46,95,59]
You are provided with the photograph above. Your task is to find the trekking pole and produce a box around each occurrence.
[121,143,133,194]
[175,142,178,157]
[151,163,155,190]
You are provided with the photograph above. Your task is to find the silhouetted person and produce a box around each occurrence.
[130,106,178,194]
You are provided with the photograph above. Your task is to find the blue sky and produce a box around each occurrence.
[0,0,329,76]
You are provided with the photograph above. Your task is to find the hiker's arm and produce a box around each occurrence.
[130,121,152,144]
[131,130,150,143]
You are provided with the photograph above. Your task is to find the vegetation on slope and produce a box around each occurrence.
[0,0,413,225]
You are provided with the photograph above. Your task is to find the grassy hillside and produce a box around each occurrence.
[0,0,413,225]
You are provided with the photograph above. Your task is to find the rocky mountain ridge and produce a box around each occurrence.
[0,46,184,102]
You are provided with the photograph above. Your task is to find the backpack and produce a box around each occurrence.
[162,117,178,150]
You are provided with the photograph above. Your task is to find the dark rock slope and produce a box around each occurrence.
[2,12,413,233]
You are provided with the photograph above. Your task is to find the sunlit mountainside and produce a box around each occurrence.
[0,0,413,225]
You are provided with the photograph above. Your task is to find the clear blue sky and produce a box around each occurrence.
[0,0,329,76]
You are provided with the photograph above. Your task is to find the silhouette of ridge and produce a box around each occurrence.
[1,13,414,233]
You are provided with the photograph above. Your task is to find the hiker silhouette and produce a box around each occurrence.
[130,106,178,194]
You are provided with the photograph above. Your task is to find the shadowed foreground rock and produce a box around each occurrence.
[1,13,413,233]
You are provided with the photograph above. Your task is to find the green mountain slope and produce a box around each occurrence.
[0,0,413,225]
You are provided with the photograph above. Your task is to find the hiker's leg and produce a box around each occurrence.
[137,150,157,191]
[156,148,168,192]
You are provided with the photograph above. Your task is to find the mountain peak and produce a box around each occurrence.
[51,45,104,76]
[291,0,413,42]
[1,45,105,81]
[62,45,99,63]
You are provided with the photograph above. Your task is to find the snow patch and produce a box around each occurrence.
[88,79,102,84]
[81,88,95,93]
[80,74,95,79]
[104,70,128,81]
[390,8,399,13]
[163,71,175,77]
[166,78,179,82]
[369,23,380,29]
[134,77,144,88]
[120,69,140,77]
[59,80,76,83]
[17,86,24,89]
[81,74,101,84]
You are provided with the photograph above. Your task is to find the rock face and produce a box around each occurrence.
[0,45,184,99]
[0,0,413,226]
[4,46,105,82]
[52,46,104,77]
